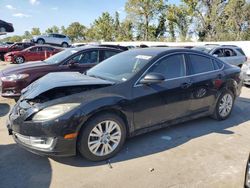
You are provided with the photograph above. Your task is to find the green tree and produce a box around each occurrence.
[167,4,192,41]
[91,12,115,41]
[60,26,67,35]
[114,11,121,40]
[66,22,87,42]
[118,19,134,41]
[45,25,59,34]
[125,0,165,40]
[30,27,41,36]
[23,31,32,39]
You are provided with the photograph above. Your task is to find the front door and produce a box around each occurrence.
[59,50,100,73]
[132,54,192,130]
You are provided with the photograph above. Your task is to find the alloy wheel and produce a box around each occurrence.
[87,120,122,157]
[15,57,24,64]
[219,93,233,117]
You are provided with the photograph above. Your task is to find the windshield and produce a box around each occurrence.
[192,46,211,53]
[86,51,153,82]
[44,48,78,64]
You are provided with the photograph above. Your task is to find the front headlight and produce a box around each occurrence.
[32,103,80,121]
[1,74,29,81]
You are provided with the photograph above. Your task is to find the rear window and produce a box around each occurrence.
[213,60,223,70]
[189,54,214,74]
[236,48,246,56]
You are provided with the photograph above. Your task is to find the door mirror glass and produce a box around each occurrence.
[139,73,165,85]
[68,60,79,67]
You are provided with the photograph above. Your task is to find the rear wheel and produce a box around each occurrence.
[62,42,68,48]
[37,39,45,44]
[77,113,126,161]
[14,56,25,64]
[212,90,234,120]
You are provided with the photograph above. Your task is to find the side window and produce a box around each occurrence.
[29,47,38,52]
[223,48,236,57]
[42,47,53,51]
[148,54,186,79]
[189,54,214,74]
[68,50,99,64]
[37,47,43,52]
[103,50,119,60]
[213,49,224,57]
[213,60,223,70]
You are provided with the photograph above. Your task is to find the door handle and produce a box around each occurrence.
[181,82,192,89]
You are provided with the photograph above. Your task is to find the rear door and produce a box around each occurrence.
[187,53,224,114]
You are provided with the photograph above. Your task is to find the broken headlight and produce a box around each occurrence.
[32,103,80,121]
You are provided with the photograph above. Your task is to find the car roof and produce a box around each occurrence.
[121,47,209,57]
[71,45,123,52]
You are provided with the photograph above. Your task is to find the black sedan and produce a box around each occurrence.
[7,48,243,161]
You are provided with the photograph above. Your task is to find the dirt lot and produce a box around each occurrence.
[1,62,250,188]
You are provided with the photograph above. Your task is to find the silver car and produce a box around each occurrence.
[32,33,71,48]
[193,45,247,67]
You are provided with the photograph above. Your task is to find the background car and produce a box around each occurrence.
[4,45,63,64]
[7,48,242,161]
[0,46,123,99]
[32,33,71,48]
[0,42,34,60]
[193,44,247,67]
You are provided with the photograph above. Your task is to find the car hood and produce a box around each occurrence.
[4,51,21,56]
[0,46,9,52]
[21,72,114,100]
[1,61,47,75]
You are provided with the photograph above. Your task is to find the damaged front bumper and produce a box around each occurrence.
[7,100,85,157]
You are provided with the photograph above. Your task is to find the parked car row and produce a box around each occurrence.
[4,45,63,64]
[0,42,34,60]
[0,46,123,99]
[0,46,243,161]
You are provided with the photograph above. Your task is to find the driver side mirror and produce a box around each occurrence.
[139,73,165,85]
[68,60,79,67]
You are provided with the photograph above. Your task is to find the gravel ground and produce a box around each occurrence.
[1,62,250,188]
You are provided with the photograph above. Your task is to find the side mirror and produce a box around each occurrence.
[213,54,219,57]
[139,73,165,85]
[68,60,79,67]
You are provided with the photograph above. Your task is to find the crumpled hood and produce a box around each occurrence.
[21,72,114,100]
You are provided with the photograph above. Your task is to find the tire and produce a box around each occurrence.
[61,42,68,48]
[37,39,45,44]
[14,56,25,64]
[212,90,235,121]
[77,113,126,161]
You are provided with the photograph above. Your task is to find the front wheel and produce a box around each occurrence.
[77,113,126,161]
[212,90,234,120]
[15,56,25,64]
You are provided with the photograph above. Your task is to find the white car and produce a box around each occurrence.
[193,45,247,67]
[241,61,250,86]
[32,33,71,48]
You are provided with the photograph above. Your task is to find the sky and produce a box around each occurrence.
[1,0,180,37]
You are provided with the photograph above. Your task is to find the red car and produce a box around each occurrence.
[0,42,34,60]
[4,45,62,64]
[0,46,123,100]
